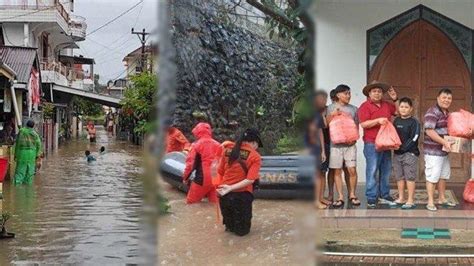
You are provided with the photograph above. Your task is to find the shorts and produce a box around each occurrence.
[393,153,418,181]
[424,155,450,183]
[320,144,330,172]
[90,137,96,143]
[329,145,357,169]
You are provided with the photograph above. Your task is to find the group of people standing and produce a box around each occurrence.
[312,81,457,211]
[166,120,263,236]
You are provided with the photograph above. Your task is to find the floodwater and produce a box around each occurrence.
[0,127,143,264]
[158,180,315,265]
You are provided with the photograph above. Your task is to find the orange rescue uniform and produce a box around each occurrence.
[166,127,191,153]
[217,142,261,193]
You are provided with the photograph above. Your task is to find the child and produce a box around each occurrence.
[393,97,420,209]
[85,150,96,162]
[99,146,106,155]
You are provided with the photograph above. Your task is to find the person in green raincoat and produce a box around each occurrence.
[14,120,42,185]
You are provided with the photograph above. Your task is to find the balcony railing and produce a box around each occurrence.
[40,59,92,89]
[0,0,69,22]
[69,15,86,40]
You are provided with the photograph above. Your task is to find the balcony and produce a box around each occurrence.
[40,58,94,91]
[69,15,87,41]
[0,0,70,33]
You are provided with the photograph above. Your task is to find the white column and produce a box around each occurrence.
[23,23,29,47]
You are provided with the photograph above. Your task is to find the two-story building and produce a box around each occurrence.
[0,0,93,153]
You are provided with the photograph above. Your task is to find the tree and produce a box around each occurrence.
[120,72,158,135]
[71,96,103,117]
[243,0,315,125]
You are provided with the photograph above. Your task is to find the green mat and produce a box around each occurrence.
[401,228,451,239]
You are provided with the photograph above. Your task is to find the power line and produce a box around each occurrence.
[91,37,137,62]
[102,56,140,81]
[86,0,144,37]
[84,1,144,60]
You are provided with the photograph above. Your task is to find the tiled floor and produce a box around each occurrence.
[319,255,474,265]
[322,184,474,210]
[319,183,474,229]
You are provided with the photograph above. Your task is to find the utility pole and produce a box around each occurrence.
[131,28,150,74]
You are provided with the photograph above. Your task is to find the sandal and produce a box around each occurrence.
[394,199,406,205]
[438,201,456,207]
[401,203,416,209]
[349,197,361,206]
[332,199,344,208]
[315,202,328,210]
[321,198,332,205]
[426,204,437,211]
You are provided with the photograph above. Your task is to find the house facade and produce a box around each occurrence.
[0,0,93,152]
[313,0,473,183]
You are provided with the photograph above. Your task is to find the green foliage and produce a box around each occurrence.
[158,194,171,215]
[72,96,103,117]
[1,211,12,228]
[262,0,309,46]
[120,72,158,135]
[256,105,265,117]
[84,115,105,125]
[42,102,54,118]
[273,133,302,154]
[289,74,312,128]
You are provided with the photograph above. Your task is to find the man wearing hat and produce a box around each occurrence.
[358,81,398,207]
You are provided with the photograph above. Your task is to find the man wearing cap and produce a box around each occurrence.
[358,81,398,207]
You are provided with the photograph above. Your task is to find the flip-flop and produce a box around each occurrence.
[438,201,456,207]
[349,197,361,206]
[426,204,437,211]
[332,199,344,208]
[401,203,416,209]
[315,203,328,210]
[394,200,406,205]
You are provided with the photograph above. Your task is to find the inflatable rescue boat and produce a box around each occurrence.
[160,152,314,199]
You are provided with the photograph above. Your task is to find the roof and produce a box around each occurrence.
[0,59,16,79]
[59,55,95,65]
[122,44,158,62]
[0,46,39,83]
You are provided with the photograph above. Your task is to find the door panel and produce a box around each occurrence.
[369,20,472,183]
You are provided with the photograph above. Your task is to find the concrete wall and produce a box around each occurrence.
[3,23,25,46]
[313,0,474,182]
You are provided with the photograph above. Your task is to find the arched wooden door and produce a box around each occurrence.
[369,20,472,183]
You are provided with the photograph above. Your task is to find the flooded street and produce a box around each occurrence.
[0,127,143,264]
[158,180,315,265]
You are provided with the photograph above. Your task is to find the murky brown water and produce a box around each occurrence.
[0,127,143,264]
[158,180,315,265]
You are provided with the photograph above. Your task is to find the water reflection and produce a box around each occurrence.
[0,127,143,264]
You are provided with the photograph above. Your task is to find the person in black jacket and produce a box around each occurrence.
[393,97,420,209]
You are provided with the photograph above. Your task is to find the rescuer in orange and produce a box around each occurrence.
[216,128,262,236]
[165,119,191,153]
[182,122,222,204]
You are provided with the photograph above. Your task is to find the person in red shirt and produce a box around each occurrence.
[216,128,262,236]
[358,81,398,208]
[166,127,190,153]
[182,122,222,204]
